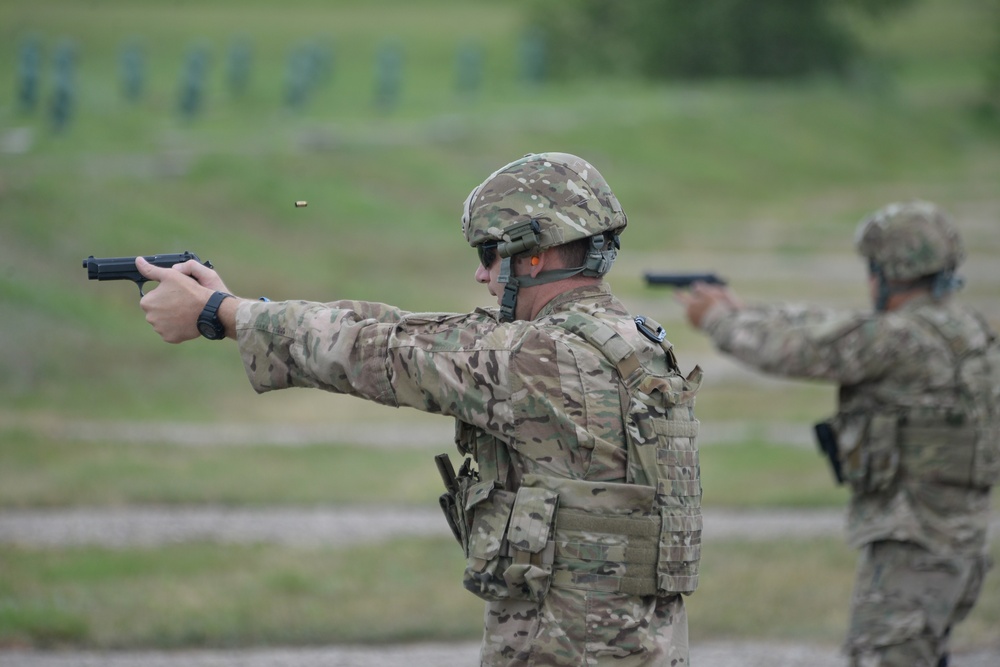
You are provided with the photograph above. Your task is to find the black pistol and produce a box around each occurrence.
[83,251,212,296]
[644,273,726,288]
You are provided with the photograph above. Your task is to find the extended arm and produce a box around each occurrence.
[679,283,893,385]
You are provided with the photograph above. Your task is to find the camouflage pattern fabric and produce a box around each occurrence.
[854,200,965,281]
[461,152,627,250]
[700,293,998,665]
[236,282,698,666]
[482,590,688,666]
[847,540,991,666]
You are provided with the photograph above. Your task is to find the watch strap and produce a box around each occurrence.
[198,291,233,340]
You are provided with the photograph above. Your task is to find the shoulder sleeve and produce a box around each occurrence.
[703,303,901,384]
[236,300,518,434]
[235,299,408,402]
[386,309,518,435]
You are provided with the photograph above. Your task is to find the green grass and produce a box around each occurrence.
[0,538,481,649]
[2,537,998,650]
[0,429,443,508]
[0,428,851,509]
[701,440,851,508]
[691,538,1000,650]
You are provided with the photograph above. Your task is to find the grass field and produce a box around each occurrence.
[1,0,999,653]
[2,538,998,649]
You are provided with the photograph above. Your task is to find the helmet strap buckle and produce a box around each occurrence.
[497,256,518,322]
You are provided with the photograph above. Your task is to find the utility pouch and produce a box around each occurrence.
[832,413,869,491]
[864,413,900,492]
[503,486,559,602]
[462,480,516,601]
[898,413,993,488]
[462,482,559,603]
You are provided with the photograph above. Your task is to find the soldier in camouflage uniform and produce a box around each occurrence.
[137,152,704,666]
[678,201,999,667]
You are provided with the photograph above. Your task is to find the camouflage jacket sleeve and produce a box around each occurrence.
[234,299,517,433]
[700,302,918,385]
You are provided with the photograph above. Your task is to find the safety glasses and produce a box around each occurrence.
[477,241,499,269]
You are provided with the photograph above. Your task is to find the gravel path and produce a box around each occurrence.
[2,640,998,667]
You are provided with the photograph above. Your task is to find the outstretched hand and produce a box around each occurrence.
[136,257,232,343]
[675,282,743,329]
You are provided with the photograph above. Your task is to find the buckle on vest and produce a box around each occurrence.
[635,315,666,343]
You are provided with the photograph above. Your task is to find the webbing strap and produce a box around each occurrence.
[556,508,660,537]
[552,567,657,596]
[550,508,661,595]
[654,419,700,438]
[912,311,985,360]
[559,313,644,390]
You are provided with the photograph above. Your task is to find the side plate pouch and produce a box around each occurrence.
[462,480,516,601]
[503,486,559,602]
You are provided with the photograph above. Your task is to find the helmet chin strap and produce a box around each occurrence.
[871,264,963,313]
[497,234,620,323]
[497,262,578,322]
[497,256,521,323]
[932,270,964,298]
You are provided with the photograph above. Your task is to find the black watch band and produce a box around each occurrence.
[197,291,233,340]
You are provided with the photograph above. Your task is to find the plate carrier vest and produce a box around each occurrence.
[436,312,703,603]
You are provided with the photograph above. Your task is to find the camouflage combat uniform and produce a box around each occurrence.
[234,153,703,666]
[697,202,999,667]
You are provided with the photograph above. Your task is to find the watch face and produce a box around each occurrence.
[198,318,222,340]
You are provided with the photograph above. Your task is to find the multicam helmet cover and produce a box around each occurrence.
[461,152,628,322]
[461,152,627,251]
[854,200,965,281]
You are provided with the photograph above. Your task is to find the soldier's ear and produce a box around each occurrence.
[528,254,545,278]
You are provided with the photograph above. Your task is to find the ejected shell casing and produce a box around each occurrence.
[294,200,308,208]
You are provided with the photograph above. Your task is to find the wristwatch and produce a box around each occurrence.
[197,291,233,340]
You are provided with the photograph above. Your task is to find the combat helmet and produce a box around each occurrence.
[854,200,965,310]
[461,152,627,321]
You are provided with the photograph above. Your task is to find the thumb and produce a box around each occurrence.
[135,256,171,282]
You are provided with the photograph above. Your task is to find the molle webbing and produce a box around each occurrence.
[492,504,667,596]
[547,313,703,596]
[551,508,660,596]
[901,311,1000,488]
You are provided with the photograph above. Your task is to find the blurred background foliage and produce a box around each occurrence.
[0,0,996,423]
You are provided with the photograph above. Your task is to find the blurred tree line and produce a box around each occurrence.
[522,0,919,80]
